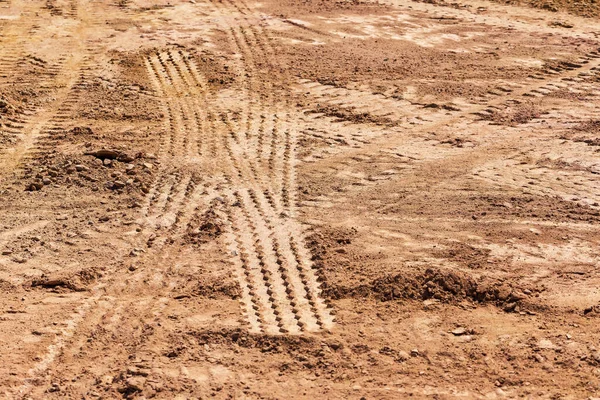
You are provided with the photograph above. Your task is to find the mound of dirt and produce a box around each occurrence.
[323,267,538,308]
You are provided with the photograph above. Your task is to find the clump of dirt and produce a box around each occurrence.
[184,208,224,245]
[0,95,17,115]
[69,126,95,136]
[483,102,543,126]
[29,266,104,292]
[177,274,240,300]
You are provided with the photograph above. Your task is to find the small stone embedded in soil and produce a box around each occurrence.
[27,181,44,191]
[451,327,467,336]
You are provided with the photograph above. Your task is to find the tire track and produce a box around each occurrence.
[199,0,334,333]
[0,57,87,178]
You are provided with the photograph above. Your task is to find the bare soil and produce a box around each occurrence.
[1,0,600,398]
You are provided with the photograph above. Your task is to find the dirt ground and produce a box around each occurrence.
[1,0,600,398]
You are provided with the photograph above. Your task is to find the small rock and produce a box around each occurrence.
[47,383,61,393]
[113,181,126,189]
[2,250,13,255]
[451,327,467,336]
[75,164,88,172]
[42,177,52,185]
[103,159,113,167]
[85,149,120,160]
[533,354,545,363]
[410,349,419,356]
[125,377,146,392]
[396,350,410,361]
[28,181,44,191]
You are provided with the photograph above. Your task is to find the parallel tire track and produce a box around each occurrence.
[145,37,334,333]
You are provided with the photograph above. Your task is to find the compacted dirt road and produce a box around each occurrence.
[1,0,600,398]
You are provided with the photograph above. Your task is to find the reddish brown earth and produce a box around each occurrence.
[1,0,600,398]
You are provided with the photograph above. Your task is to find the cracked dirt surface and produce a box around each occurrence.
[1,0,600,398]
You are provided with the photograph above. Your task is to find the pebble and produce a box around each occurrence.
[103,159,113,167]
[451,327,467,336]
[125,377,146,392]
[113,181,126,189]
[396,350,410,361]
[29,181,44,191]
